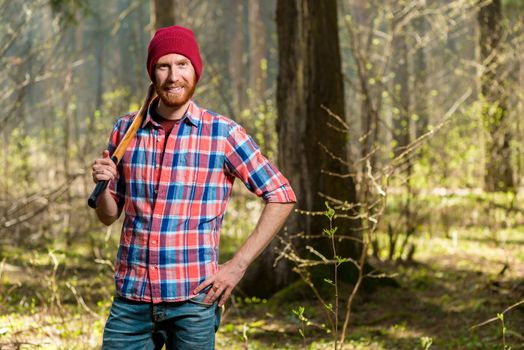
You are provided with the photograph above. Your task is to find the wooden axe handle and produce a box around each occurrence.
[88,84,156,209]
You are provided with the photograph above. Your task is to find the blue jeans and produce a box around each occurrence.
[101,293,222,350]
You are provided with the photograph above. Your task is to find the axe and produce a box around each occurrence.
[88,84,156,209]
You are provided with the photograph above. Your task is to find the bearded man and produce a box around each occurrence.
[90,25,295,349]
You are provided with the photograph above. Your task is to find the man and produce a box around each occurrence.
[91,25,295,349]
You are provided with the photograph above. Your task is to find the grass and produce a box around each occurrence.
[214,227,524,349]
[1,212,523,348]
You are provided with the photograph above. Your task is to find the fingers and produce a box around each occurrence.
[218,288,232,307]
[196,261,242,306]
[92,150,117,183]
[92,167,116,183]
[204,285,232,306]
[193,276,214,295]
[204,284,226,304]
[195,276,231,305]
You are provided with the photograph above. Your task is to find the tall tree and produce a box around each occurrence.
[241,0,361,296]
[248,0,267,109]
[248,0,272,151]
[390,4,414,259]
[478,0,514,191]
[392,19,410,158]
[413,15,429,138]
[227,0,247,120]
[151,0,176,30]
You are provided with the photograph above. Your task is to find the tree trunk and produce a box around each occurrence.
[248,0,267,109]
[392,29,410,158]
[518,38,524,187]
[478,0,514,192]
[248,0,272,151]
[391,12,414,260]
[227,0,247,120]
[151,0,176,31]
[240,0,361,297]
[413,16,428,138]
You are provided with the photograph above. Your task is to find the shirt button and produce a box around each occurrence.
[151,240,157,245]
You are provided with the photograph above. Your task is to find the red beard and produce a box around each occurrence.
[155,80,196,109]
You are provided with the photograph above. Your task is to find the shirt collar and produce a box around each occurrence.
[142,98,201,128]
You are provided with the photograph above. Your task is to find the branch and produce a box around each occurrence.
[1,174,82,229]
[470,299,524,331]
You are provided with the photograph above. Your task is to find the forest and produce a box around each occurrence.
[1,0,524,349]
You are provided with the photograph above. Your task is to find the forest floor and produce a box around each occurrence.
[0,226,523,349]
[215,227,524,349]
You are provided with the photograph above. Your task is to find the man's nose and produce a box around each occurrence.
[168,67,180,82]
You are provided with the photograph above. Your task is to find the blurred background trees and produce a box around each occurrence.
[1,0,524,347]
[1,0,524,283]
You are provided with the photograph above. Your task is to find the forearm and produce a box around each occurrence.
[95,189,120,225]
[231,202,295,271]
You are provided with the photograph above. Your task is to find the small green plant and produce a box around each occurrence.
[470,299,524,350]
[324,201,340,350]
[420,336,433,349]
[292,306,308,349]
[285,202,343,349]
[496,313,511,350]
[283,200,373,350]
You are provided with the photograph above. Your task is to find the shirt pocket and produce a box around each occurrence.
[172,151,198,185]
[174,151,227,221]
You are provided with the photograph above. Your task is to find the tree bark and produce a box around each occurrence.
[240,0,361,296]
[248,0,267,109]
[391,9,414,260]
[413,16,428,138]
[478,0,514,192]
[228,0,247,119]
[392,27,410,157]
[248,0,272,151]
[151,0,176,31]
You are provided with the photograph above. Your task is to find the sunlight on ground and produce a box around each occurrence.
[1,219,523,349]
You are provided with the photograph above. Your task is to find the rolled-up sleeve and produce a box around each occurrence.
[224,123,296,203]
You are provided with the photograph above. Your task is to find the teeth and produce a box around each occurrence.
[166,87,183,93]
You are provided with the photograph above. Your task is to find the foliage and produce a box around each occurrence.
[3,218,523,348]
[1,0,524,348]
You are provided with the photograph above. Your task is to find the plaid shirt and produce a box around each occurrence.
[107,98,296,303]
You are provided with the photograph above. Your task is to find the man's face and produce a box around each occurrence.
[153,53,196,108]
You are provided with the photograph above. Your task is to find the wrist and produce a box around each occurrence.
[231,254,250,273]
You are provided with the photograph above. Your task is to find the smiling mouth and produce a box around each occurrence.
[166,86,184,92]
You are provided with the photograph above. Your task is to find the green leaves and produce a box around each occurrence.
[324,303,333,313]
[323,278,335,286]
[335,256,347,265]
[323,202,338,238]
[323,227,338,237]
[324,201,336,220]
[292,306,307,322]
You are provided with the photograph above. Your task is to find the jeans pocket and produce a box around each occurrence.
[187,292,214,307]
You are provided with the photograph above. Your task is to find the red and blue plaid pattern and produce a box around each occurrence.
[107,99,296,303]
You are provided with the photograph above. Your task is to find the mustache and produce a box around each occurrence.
[160,83,186,89]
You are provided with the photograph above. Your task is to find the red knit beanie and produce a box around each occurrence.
[147,26,203,82]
